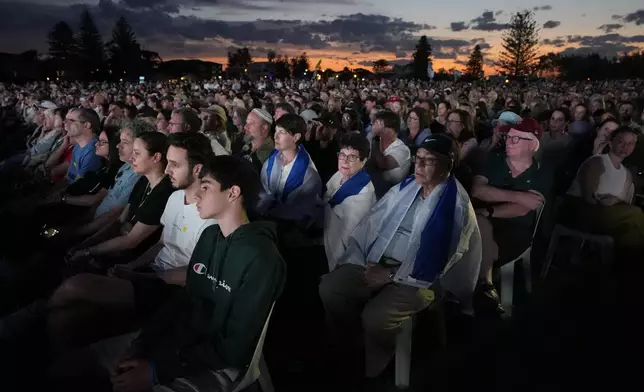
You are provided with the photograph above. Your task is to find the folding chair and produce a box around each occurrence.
[233,303,276,392]
[496,203,544,319]
[394,292,447,389]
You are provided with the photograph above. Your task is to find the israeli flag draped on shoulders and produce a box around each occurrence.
[337,175,482,302]
[324,170,377,271]
[256,144,323,223]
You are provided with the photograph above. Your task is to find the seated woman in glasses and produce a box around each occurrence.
[323,133,376,272]
[320,134,481,381]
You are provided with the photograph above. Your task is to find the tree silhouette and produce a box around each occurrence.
[292,53,310,77]
[372,59,390,73]
[48,21,77,78]
[108,17,141,77]
[499,10,539,77]
[274,55,290,79]
[267,49,276,62]
[77,9,104,79]
[465,45,484,79]
[227,47,252,69]
[411,35,433,80]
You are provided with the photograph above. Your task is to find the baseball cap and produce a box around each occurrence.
[492,111,522,127]
[319,113,341,129]
[499,117,543,139]
[300,109,319,123]
[418,133,459,164]
[38,100,58,110]
[202,105,227,125]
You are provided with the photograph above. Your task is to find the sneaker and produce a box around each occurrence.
[473,282,505,317]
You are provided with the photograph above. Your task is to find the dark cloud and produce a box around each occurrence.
[533,5,552,11]
[598,24,623,33]
[559,33,644,58]
[395,51,407,58]
[543,20,560,29]
[542,38,565,47]
[495,11,503,16]
[622,10,644,25]
[450,22,468,32]
[0,1,449,60]
[469,11,508,31]
[454,59,467,66]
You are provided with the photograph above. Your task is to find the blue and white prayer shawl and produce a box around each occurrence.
[256,145,323,224]
[328,170,371,208]
[337,175,482,302]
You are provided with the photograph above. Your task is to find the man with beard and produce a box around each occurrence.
[237,108,274,172]
[47,132,218,342]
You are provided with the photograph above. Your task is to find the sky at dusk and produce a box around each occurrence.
[0,0,642,72]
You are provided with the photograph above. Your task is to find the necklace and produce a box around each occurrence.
[131,181,154,223]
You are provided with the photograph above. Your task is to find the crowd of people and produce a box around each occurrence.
[0,75,643,391]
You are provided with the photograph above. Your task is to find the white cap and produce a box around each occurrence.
[251,108,273,125]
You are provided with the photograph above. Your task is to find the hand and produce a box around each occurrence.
[61,135,71,148]
[66,249,90,264]
[108,264,135,279]
[516,190,544,210]
[475,208,489,217]
[364,264,393,289]
[596,194,622,206]
[111,358,153,392]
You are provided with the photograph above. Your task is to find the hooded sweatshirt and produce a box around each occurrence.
[133,221,286,384]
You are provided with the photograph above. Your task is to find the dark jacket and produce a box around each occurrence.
[134,221,286,384]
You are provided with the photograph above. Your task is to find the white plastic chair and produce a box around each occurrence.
[496,204,544,319]
[394,294,447,389]
[233,304,275,392]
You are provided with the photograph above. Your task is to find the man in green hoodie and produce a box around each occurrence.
[96,155,286,392]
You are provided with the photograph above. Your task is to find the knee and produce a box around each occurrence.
[50,273,94,306]
[319,272,341,308]
[361,304,391,337]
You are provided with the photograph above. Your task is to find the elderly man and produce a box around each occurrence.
[471,118,551,313]
[320,134,481,384]
[237,108,274,172]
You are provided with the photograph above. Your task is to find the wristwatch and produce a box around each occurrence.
[61,194,68,203]
[486,205,494,218]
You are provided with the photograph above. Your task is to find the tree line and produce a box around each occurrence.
[47,9,161,81]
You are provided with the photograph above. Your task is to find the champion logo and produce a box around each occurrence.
[193,263,207,275]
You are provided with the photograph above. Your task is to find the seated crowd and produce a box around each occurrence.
[0,78,643,391]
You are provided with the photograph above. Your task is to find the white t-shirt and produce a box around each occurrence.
[382,138,411,184]
[154,190,217,271]
[278,159,295,193]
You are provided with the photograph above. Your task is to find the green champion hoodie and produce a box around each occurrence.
[136,221,286,384]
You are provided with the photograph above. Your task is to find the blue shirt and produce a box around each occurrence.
[66,139,103,184]
[94,163,142,218]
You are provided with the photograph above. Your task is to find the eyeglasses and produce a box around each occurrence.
[407,116,419,121]
[168,122,183,127]
[65,118,84,124]
[447,120,462,124]
[337,152,360,162]
[506,135,534,144]
[412,156,440,167]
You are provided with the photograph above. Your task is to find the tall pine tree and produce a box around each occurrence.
[77,9,104,79]
[411,35,432,80]
[108,17,141,77]
[465,45,484,79]
[499,10,539,77]
[48,21,77,78]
